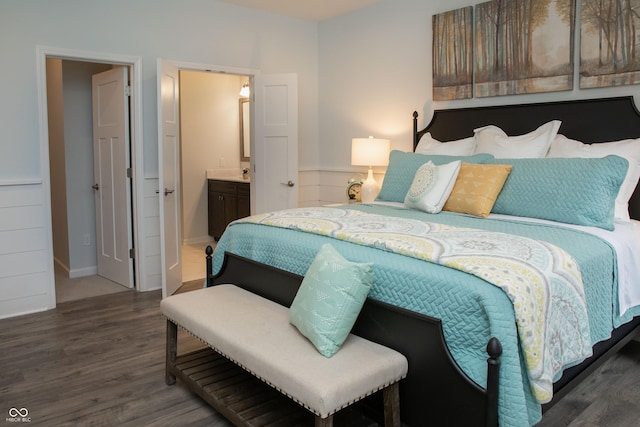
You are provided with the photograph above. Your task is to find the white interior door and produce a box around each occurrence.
[158,60,182,298]
[253,73,299,214]
[92,67,134,288]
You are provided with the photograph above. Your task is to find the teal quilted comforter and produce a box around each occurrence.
[212,204,625,427]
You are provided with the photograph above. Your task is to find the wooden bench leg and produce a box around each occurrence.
[315,414,333,427]
[383,382,401,427]
[165,320,177,385]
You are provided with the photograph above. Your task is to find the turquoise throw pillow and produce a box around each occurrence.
[492,155,628,230]
[377,150,494,203]
[289,244,373,357]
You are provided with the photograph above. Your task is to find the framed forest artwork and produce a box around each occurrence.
[474,0,575,97]
[580,0,640,89]
[433,7,473,101]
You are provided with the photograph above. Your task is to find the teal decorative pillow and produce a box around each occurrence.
[377,150,494,203]
[492,156,628,230]
[404,160,461,213]
[289,244,373,357]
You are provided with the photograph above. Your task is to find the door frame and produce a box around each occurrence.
[35,46,145,309]
[158,59,258,297]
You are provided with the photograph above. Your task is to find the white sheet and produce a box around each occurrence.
[488,214,640,316]
[367,201,640,316]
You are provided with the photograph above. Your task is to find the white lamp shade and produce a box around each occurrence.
[351,137,390,167]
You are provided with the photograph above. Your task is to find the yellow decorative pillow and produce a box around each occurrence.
[443,163,512,217]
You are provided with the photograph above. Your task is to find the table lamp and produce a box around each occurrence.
[351,136,390,203]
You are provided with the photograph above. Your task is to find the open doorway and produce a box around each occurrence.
[178,70,251,285]
[159,60,298,298]
[43,56,138,303]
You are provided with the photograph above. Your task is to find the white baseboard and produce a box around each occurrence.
[54,257,98,278]
[69,266,98,279]
[53,257,70,276]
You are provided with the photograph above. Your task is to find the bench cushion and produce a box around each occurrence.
[160,284,408,418]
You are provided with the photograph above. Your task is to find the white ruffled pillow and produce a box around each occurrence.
[547,134,640,222]
[473,120,561,158]
[416,133,476,156]
[404,160,461,214]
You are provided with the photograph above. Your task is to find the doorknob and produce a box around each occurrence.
[280,180,295,187]
[92,184,99,191]
[155,188,175,196]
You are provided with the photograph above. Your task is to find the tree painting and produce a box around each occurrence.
[474,0,574,97]
[580,0,640,88]
[433,7,473,101]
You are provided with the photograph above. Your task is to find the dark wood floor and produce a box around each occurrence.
[537,339,640,427]
[0,289,229,426]
[1,288,639,426]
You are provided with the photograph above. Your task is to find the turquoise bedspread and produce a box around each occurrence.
[212,204,621,427]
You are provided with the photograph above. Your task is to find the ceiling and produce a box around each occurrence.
[216,0,382,21]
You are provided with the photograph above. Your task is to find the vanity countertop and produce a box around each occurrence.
[206,169,250,183]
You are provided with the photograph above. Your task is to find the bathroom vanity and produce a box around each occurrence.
[207,178,250,241]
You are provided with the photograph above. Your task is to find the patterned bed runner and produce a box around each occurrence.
[235,207,593,403]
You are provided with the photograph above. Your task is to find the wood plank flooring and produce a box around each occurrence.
[537,339,640,427]
[1,290,228,426]
[1,289,639,426]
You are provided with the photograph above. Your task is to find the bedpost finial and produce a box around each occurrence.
[487,337,503,358]
[413,111,418,119]
[205,245,214,256]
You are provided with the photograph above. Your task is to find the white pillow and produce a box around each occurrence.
[547,134,640,222]
[416,133,476,156]
[473,120,561,158]
[404,160,461,213]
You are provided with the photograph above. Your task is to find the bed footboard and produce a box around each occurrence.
[206,247,501,427]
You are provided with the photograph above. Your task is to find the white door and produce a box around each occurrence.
[253,73,299,214]
[92,67,134,288]
[158,60,182,297]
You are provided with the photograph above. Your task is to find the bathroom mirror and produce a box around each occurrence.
[239,98,250,161]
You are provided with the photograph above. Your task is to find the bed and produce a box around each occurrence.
[206,96,640,427]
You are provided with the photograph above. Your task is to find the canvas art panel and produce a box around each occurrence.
[474,0,574,97]
[580,0,640,89]
[432,7,474,101]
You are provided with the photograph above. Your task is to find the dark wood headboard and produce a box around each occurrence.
[412,96,640,220]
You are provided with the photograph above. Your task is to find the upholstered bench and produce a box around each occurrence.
[161,284,408,427]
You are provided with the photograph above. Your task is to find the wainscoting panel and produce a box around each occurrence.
[298,169,386,206]
[0,170,390,319]
[141,177,162,291]
[0,183,54,319]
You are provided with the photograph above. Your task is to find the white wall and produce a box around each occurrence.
[317,0,640,187]
[0,0,319,318]
[0,0,319,179]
